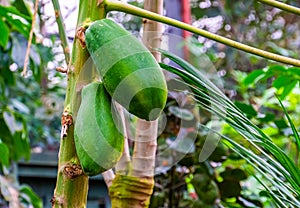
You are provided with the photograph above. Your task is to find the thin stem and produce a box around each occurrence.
[105,1,300,67]
[256,0,300,16]
[51,0,70,65]
[22,0,38,76]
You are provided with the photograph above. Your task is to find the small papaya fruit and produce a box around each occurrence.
[85,19,168,121]
[74,82,124,176]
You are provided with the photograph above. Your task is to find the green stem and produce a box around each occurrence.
[105,1,300,67]
[53,1,106,207]
[256,0,300,16]
[51,0,70,65]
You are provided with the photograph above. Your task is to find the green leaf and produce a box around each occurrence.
[0,19,9,48]
[278,80,298,100]
[234,101,257,117]
[274,119,288,129]
[12,0,32,18]
[231,169,247,181]
[11,131,30,161]
[3,111,17,135]
[258,113,275,123]
[9,18,31,40]
[2,110,30,162]
[0,117,14,145]
[0,5,31,21]
[272,75,298,99]
[11,34,27,67]
[159,49,300,206]
[0,141,10,166]
[0,5,31,40]
[29,56,42,83]
[267,65,286,75]
[287,67,300,77]
[272,76,293,89]
[277,96,300,155]
[220,168,247,181]
[19,185,43,208]
[243,69,265,85]
[3,111,23,136]
[11,99,30,114]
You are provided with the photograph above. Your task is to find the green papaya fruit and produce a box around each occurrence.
[74,82,124,176]
[85,19,168,121]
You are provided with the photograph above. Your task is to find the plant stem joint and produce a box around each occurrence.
[63,163,83,179]
[54,10,59,18]
[56,66,68,73]
[61,111,73,139]
[76,27,86,48]
[50,196,64,206]
[97,0,104,6]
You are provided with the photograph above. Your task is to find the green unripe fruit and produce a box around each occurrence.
[74,82,124,176]
[85,19,168,121]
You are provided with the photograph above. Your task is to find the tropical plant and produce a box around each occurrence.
[1,0,300,207]
[50,0,300,207]
[160,49,300,207]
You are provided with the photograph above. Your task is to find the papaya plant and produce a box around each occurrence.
[74,82,124,176]
[36,0,300,207]
[84,19,168,121]
[159,49,300,207]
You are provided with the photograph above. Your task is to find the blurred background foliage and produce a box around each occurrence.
[0,0,65,206]
[0,0,299,207]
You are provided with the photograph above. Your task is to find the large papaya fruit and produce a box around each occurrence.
[74,82,124,176]
[85,19,168,121]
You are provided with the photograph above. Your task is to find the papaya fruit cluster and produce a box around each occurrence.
[74,82,124,176]
[74,19,168,176]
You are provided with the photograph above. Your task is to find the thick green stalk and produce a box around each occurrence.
[105,1,300,67]
[52,1,106,207]
[51,0,70,64]
[256,0,300,16]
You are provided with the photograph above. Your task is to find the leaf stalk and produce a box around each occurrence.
[105,0,300,67]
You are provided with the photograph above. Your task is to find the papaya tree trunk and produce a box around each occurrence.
[52,1,106,207]
[133,0,164,176]
[133,0,164,177]
[108,1,164,207]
